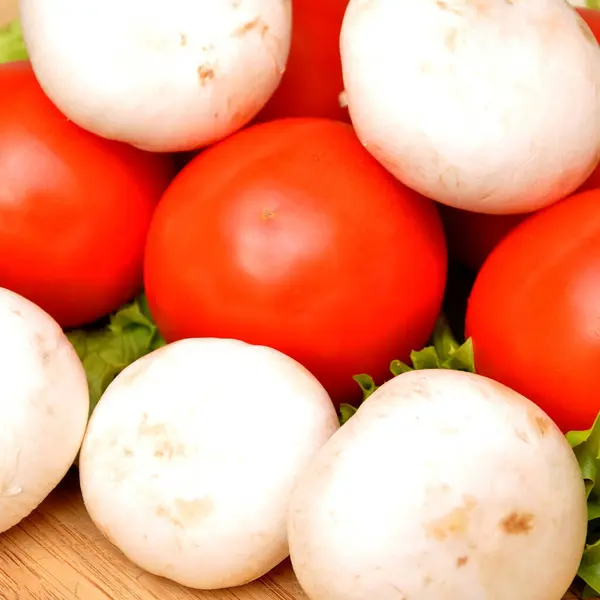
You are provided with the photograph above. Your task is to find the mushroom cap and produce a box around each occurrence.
[19,0,293,152]
[288,369,587,600]
[79,337,339,589]
[0,287,89,533]
[340,0,600,214]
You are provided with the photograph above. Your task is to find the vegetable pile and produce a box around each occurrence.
[2,1,600,599]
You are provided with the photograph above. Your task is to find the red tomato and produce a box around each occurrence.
[578,7,600,39]
[0,61,175,328]
[254,0,350,123]
[578,163,600,193]
[438,205,528,272]
[145,118,447,405]
[465,189,600,432]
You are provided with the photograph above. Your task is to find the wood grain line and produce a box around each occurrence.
[0,470,311,600]
[0,468,591,599]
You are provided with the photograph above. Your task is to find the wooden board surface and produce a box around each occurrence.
[0,469,583,600]
[0,470,309,600]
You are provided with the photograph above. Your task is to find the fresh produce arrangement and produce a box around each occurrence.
[3,0,600,599]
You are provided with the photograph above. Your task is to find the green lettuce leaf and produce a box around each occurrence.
[568,416,600,596]
[339,314,474,425]
[341,313,600,597]
[567,0,600,9]
[66,294,165,416]
[0,20,28,64]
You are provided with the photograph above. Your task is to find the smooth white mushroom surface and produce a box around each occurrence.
[340,0,600,214]
[288,369,587,600]
[79,337,339,590]
[0,287,89,534]
[18,0,292,152]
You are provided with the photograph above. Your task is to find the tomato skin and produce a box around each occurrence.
[577,7,600,40]
[145,118,447,405]
[0,61,175,328]
[578,163,600,193]
[254,0,350,123]
[465,189,600,432]
[438,205,528,272]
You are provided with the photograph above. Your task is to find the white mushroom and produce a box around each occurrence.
[0,287,89,533]
[288,369,587,600]
[18,0,292,152]
[340,0,600,214]
[79,337,339,589]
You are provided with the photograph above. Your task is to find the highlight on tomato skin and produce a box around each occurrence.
[465,188,600,434]
[0,60,176,328]
[144,117,448,407]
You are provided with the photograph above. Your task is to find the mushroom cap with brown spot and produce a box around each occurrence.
[79,337,339,589]
[288,369,587,600]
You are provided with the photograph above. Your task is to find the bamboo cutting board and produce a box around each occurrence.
[0,468,584,600]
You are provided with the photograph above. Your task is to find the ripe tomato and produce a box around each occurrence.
[254,0,350,123]
[465,189,600,432]
[578,7,600,40]
[438,205,528,272]
[145,118,447,405]
[0,61,175,328]
[578,162,600,193]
